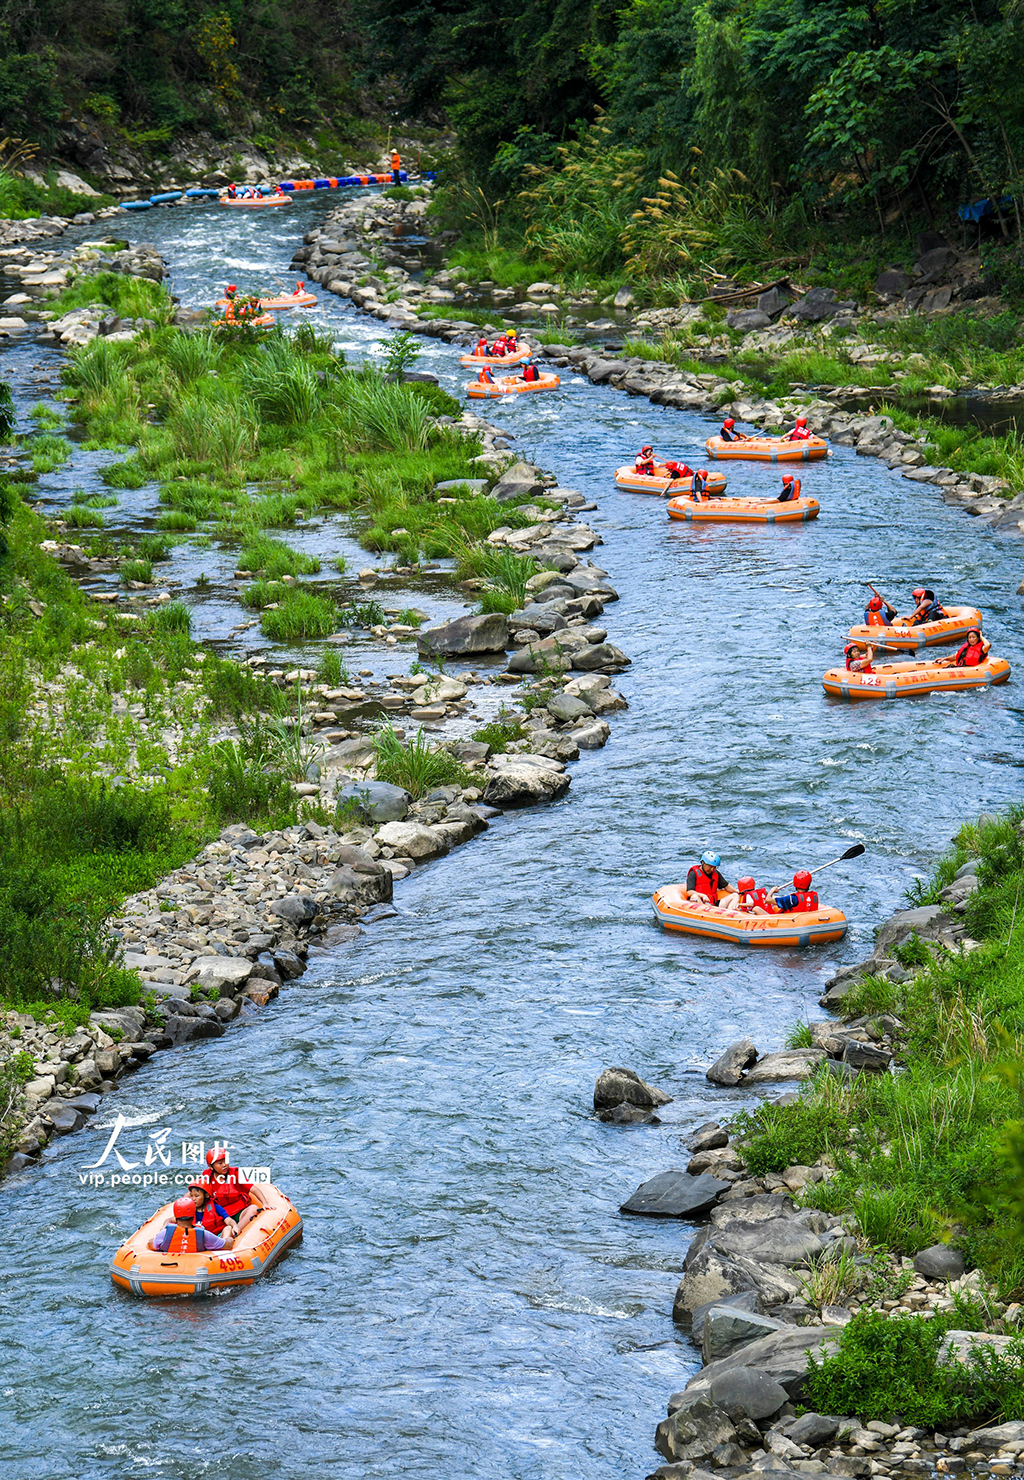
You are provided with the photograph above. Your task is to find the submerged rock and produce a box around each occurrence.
[593,1065,671,1111]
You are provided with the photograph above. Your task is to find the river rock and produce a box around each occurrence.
[940,1330,1018,1365]
[193,956,253,992]
[328,860,393,904]
[336,780,411,823]
[788,1412,841,1446]
[417,612,508,655]
[272,949,305,980]
[691,1288,762,1343]
[969,1423,1024,1448]
[712,1216,824,1267]
[594,1066,671,1111]
[655,1395,737,1464]
[375,820,447,859]
[702,1306,786,1363]
[156,1013,226,1047]
[708,1367,789,1423]
[571,642,630,671]
[686,1326,839,1400]
[547,691,593,723]
[621,1170,729,1219]
[913,1243,966,1281]
[742,1048,826,1083]
[757,287,791,318]
[872,904,955,957]
[842,1040,892,1072]
[573,720,611,749]
[726,309,770,332]
[706,1039,759,1086]
[482,763,571,807]
[787,287,841,322]
[875,269,911,296]
[270,894,318,926]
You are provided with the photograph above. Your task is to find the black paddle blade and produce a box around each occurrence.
[841,843,866,860]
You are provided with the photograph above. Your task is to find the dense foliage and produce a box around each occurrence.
[358,0,1024,283]
[0,0,357,142]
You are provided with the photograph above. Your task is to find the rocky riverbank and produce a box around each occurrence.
[592,839,1024,1473]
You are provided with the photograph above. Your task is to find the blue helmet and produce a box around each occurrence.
[701,850,721,868]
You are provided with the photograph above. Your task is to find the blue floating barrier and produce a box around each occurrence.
[185,188,220,198]
[122,200,153,211]
[149,191,182,204]
[313,178,330,188]
[278,182,295,191]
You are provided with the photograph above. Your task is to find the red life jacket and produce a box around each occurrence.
[474,340,488,356]
[635,456,655,474]
[865,610,886,627]
[204,1168,252,1218]
[845,645,873,674]
[794,889,819,911]
[788,426,810,440]
[780,477,801,500]
[956,639,985,667]
[522,364,539,381]
[198,1200,229,1234]
[751,887,777,914]
[492,339,507,356]
[478,367,493,383]
[166,1224,200,1254]
[690,865,722,904]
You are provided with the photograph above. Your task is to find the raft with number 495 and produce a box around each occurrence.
[666,493,819,524]
[847,607,983,651]
[110,1182,302,1297]
[614,464,728,497]
[652,885,847,947]
[467,372,560,399]
[705,435,829,463]
[823,655,1010,700]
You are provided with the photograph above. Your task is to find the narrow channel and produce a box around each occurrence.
[1,193,1022,1480]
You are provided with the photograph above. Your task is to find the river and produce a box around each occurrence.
[1,192,1023,1480]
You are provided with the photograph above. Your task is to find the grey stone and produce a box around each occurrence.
[63,1093,102,1114]
[915,246,958,279]
[788,288,839,322]
[689,1125,728,1153]
[691,1289,762,1343]
[703,1306,786,1362]
[336,780,410,824]
[272,949,305,980]
[587,358,630,384]
[156,1014,227,1047]
[375,820,446,859]
[482,764,571,807]
[621,1170,729,1219]
[571,641,630,671]
[221,823,263,849]
[913,1243,965,1281]
[5,1152,34,1174]
[842,1040,892,1072]
[655,1395,737,1464]
[788,1412,840,1446]
[594,1065,671,1111]
[757,287,792,319]
[328,862,392,904]
[873,905,954,956]
[708,1367,789,1423]
[597,1102,661,1124]
[547,691,593,723]
[194,956,253,991]
[875,269,911,296]
[47,1105,85,1135]
[706,1039,759,1086]
[922,285,953,313]
[744,1049,826,1083]
[418,611,508,655]
[270,894,318,926]
[434,478,488,494]
[726,309,771,331]
[713,1218,824,1268]
[674,1248,757,1324]
[969,1423,1024,1448]
[686,1326,840,1401]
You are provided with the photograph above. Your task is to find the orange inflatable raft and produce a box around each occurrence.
[458,346,532,368]
[216,289,317,310]
[705,435,828,463]
[667,492,819,524]
[823,655,1010,700]
[614,464,728,497]
[848,606,983,651]
[218,194,291,208]
[467,372,560,399]
[652,885,847,947]
[110,1182,302,1297]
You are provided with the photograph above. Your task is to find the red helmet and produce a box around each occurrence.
[737,876,755,892]
[782,474,794,484]
[868,596,883,610]
[205,1147,228,1168]
[912,587,925,600]
[173,1197,197,1221]
[641,445,653,456]
[795,416,807,426]
[697,468,708,478]
[793,870,812,891]
[724,418,735,429]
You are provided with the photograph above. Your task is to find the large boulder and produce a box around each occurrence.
[674,1248,756,1323]
[706,1039,759,1087]
[685,1326,839,1400]
[418,612,508,655]
[655,1395,737,1464]
[482,763,571,807]
[375,821,447,860]
[969,1423,1024,1449]
[913,1244,965,1282]
[875,269,911,297]
[571,642,630,672]
[757,286,792,319]
[788,1413,841,1446]
[691,1288,762,1343]
[726,309,770,332]
[336,780,410,824]
[712,1216,824,1267]
[193,956,254,993]
[708,1367,789,1423]
[787,287,843,322]
[621,1170,730,1219]
[327,847,393,904]
[742,1049,826,1084]
[490,460,545,503]
[594,1066,671,1111]
[703,1305,786,1363]
[872,904,955,957]
[269,894,318,926]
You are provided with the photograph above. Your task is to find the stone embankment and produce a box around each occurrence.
[0,237,165,345]
[593,856,1017,1477]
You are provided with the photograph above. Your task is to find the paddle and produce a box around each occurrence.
[769,843,865,893]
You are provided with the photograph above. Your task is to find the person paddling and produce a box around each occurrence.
[521,359,540,382]
[148,1197,229,1254]
[777,475,801,503]
[683,851,731,905]
[720,417,748,443]
[908,587,947,625]
[784,416,811,441]
[864,585,898,626]
[845,641,875,674]
[772,870,819,913]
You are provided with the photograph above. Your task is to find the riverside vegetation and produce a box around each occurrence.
[0,273,594,1158]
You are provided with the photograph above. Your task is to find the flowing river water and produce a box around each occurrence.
[2,194,1024,1480]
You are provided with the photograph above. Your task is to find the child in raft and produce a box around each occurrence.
[845,641,876,674]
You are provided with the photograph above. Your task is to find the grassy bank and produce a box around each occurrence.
[730,809,1024,1415]
[1,282,547,1030]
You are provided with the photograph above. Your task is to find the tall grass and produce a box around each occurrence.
[169,387,257,474]
[162,331,224,386]
[373,722,468,798]
[338,372,433,451]
[259,587,337,641]
[238,534,320,578]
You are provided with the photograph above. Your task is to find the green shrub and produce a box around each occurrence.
[407,380,462,418]
[733,1093,852,1176]
[806,1310,1024,1424]
[472,712,525,752]
[373,722,468,798]
[260,588,337,641]
[101,459,148,489]
[121,558,152,584]
[204,740,296,824]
